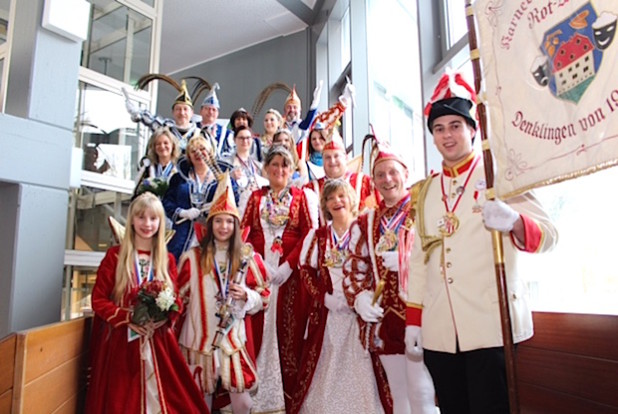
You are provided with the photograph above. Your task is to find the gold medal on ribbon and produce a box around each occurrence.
[325,248,345,268]
[376,230,398,253]
[403,217,414,230]
[438,212,459,237]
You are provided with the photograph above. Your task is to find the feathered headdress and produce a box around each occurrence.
[251,82,292,118]
[322,127,346,153]
[424,68,477,132]
[311,79,355,132]
[136,73,194,109]
[361,128,407,175]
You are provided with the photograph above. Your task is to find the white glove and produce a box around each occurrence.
[482,199,520,233]
[231,301,247,320]
[338,80,356,108]
[324,293,350,313]
[379,251,399,272]
[405,325,423,357]
[122,87,140,119]
[269,262,293,286]
[310,80,323,109]
[178,207,201,220]
[354,291,384,323]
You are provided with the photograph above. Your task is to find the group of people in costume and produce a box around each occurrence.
[86,70,557,414]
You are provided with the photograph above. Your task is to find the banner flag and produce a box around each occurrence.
[473,0,618,198]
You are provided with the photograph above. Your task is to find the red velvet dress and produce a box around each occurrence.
[86,245,209,414]
[241,186,318,413]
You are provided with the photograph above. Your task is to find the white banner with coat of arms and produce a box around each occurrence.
[473,0,618,198]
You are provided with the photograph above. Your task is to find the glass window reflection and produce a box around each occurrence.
[75,81,149,181]
[82,0,152,85]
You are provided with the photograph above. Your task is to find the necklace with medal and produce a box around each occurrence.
[438,156,479,237]
[376,195,411,254]
[324,226,351,268]
[261,188,291,254]
[236,154,258,190]
[214,257,232,309]
[189,170,210,207]
[134,250,153,286]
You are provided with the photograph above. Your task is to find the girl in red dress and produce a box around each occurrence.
[86,192,209,414]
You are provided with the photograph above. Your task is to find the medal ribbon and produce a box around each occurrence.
[156,162,174,179]
[214,259,232,300]
[440,156,480,214]
[330,227,351,252]
[134,251,153,286]
[236,154,256,176]
[236,154,258,188]
[379,194,411,235]
[190,171,209,200]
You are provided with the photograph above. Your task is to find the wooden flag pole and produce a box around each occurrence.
[464,1,520,413]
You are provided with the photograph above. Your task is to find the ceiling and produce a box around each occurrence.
[159,0,320,74]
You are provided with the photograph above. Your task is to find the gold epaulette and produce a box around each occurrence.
[416,175,443,264]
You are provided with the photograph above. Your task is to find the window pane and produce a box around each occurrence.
[82,0,152,84]
[62,267,96,320]
[341,6,351,69]
[75,81,149,182]
[0,0,8,46]
[522,166,618,315]
[367,0,425,182]
[71,184,132,253]
[445,0,468,48]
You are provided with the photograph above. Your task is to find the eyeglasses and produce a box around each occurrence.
[236,135,252,141]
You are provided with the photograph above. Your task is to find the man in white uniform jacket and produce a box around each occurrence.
[406,70,558,414]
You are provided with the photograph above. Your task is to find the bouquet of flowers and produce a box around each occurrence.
[135,177,169,198]
[131,280,179,325]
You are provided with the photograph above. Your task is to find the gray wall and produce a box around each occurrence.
[158,30,312,130]
[0,0,79,336]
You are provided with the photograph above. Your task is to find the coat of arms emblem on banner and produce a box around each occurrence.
[531,3,616,104]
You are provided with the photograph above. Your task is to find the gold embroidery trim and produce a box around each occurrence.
[416,175,443,264]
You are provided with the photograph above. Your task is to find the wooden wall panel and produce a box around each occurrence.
[21,357,81,414]
[517,312,618,413]
[0,335,16,397]
[0,390,12,414]
[8,318,91,414]
[518,347,618,407]
[527,312,618,360]
[21,318,88,384]
[51,394,79,414]
[519,383,618,414]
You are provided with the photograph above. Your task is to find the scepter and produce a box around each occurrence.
[465,1,520,412]
[211,243,254,350]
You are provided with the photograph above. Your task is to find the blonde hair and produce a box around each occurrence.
[147,127,180,165]
[112,193,172,303]
[273,129,300,169]
[186,134,213,165]
[320,178,359,221]
[264,108,283,127]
